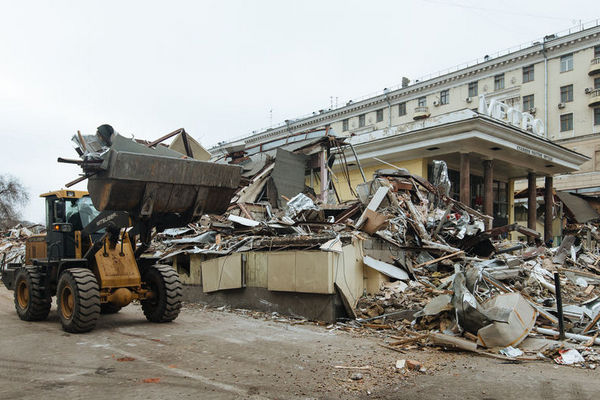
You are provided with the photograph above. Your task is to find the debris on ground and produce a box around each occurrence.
[3,129,600,370]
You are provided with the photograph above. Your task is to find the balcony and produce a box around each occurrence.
[413,106,430,120]
[589,89,600,107]
[589,57,600,76]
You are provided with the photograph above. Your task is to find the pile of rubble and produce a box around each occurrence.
[147,157,600,368]
[0,224,44,266]
[2,131,600,367]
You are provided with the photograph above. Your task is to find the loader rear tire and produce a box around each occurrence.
[100,303,122,314]
[141,265,182,323]
[14,266,51,321]
[57,268,101,333]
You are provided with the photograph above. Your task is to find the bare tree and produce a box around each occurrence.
[0,175,29,229]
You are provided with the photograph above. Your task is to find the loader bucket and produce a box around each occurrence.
[87,149,241,217]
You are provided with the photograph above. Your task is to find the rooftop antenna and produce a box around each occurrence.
[269,108,273,128]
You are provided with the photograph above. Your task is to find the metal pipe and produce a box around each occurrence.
[147,128,184,147]
[542,39,548,137]
[536,327,600,345]
[347,143,367,183]
[554,272,565,340]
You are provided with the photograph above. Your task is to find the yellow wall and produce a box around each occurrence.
[329,158,428,201]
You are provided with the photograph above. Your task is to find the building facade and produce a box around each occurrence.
[210,23,600,239]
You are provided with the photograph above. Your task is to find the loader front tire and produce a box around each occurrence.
[14,266,51,321]
[57,268,100,333]
[141,265,182,323]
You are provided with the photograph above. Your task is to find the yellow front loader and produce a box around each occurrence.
[1,125,241,333]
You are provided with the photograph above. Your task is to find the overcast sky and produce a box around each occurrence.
[1,0,597,223]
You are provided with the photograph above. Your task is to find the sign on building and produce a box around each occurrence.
[478,94,544,136]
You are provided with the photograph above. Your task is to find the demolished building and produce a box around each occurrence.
[3,120,600,366]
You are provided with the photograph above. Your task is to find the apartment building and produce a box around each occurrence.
[211,22,600,238]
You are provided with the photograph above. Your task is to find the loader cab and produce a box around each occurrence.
[40,190,98,260]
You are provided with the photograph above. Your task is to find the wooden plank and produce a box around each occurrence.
[237,203,254,220]
[403,194,430,240]
[389,334,427,346]
[413,251,464,269]
[362,323,392,329]
[422,240,461,253]
[558,267,600,281]
[585,285,595,295]
[583,312,600,334]
[429,332,478,352]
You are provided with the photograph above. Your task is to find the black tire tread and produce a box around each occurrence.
[141,264,182,323]
[14,266,51,321]
[57,268,100,333]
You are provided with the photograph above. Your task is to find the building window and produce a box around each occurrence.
[522,65,534,83]
[595,108,600,126]
[595,45,600,58]
[595,77,600,89]
[522,94,534,111]
[494,74,504,90]
[417,96,426,107]
[342,119,348,131]
[560,54,573,72]
[398,102,406,116]
[560,85,573,103]
[440,90,449,105]
[376,109,384,123]
[560,113,573,131]
[468,81,478,97]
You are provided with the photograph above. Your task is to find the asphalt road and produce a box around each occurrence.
[1,285,599,400]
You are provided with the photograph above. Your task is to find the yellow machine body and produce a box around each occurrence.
[93,233,141,289]
[91,232,150,306]
[39,190,89,199]
[25,235,47,265]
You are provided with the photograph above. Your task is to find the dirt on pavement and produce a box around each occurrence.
[0,285,598,400]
